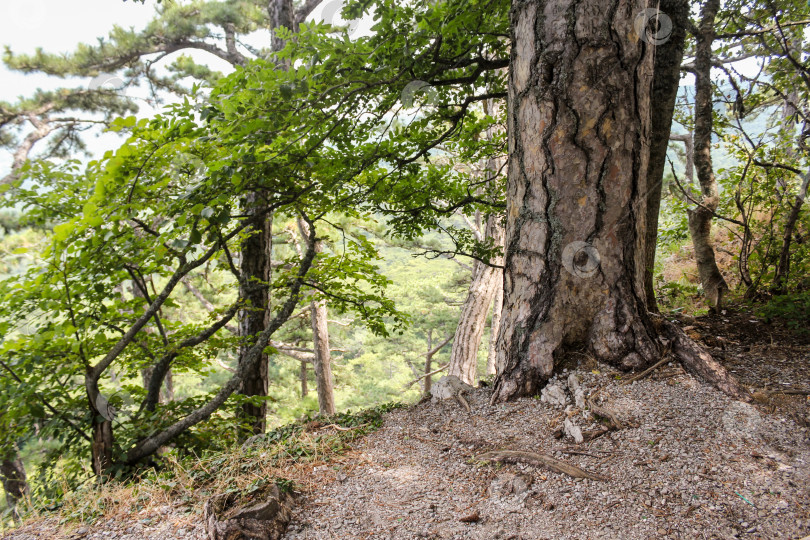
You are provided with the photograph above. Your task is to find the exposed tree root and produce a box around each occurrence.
[476,450,608,481]
[492,314,751,405]
[580,425,611,443]
[653,315,751,402]
[432,375,474,412]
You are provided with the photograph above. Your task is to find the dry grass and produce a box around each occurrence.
[10,403,401,533]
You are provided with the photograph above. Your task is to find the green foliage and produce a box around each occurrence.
[656,279,701,314]
[0,0,508,508]
[757,292,810,334]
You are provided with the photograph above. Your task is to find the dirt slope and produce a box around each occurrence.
[283,368,808,539]
[5,311,809,540]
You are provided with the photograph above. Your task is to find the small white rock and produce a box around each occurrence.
[541,384,568,407]
[564,418,584,444]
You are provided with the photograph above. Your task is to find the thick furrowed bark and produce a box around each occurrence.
[643,0,689,311]
[492,0,748,404]
[689,0,727,312]
[493,0,659,402]
[448,215,504,385]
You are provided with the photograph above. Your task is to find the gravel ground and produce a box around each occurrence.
[284,367,809,540]
[5,355,808,540]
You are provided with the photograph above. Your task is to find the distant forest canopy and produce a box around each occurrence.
[0,0,807,524]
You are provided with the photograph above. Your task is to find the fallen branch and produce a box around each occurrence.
[455,393,471,413]
[475,450,608,481]
[320,423,365,432]
[553,447,613,458]
[620,353,671,386]
[580,426,611,443]
[766,388,810,396]
[404,363,449,389]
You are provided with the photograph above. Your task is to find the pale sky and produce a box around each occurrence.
[0,0,162,172]
[0,0,373,173]
[1,0,158,101]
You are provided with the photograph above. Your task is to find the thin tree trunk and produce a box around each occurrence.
[447,215,504,385]
[689,0,728,312]
[487,281,504,376]
[89,398,114,475]
[424,329,433,395]
[310,297,336,415]
[132,278,173,404]
[300,360,308,398]
[669,133,695,185]
[492,0,748,403]
[125,223,317,464]
[772,168,810,294]
[0,456,28,522]
[424,329,454,395]
[163,369,174,402]
[296,218,337,415]
[643,0,689,312]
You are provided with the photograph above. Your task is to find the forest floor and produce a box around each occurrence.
[4,307,809,540]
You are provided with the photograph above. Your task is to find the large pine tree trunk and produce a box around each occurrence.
[643,0,689,311]
[492,0,749,403]
[0,456,28,522]
[689,0,728,312]
[448,215,504,385]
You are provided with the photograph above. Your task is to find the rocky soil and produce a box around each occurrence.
[283,368,808,539]
[4,310,809,540]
